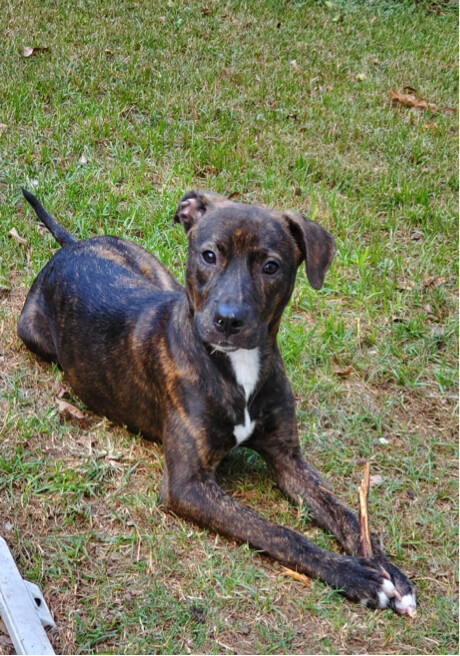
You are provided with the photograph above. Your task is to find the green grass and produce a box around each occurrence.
[0,0,458,654]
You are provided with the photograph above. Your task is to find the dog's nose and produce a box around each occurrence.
[213,303,247,335]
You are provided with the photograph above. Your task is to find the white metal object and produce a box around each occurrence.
[0,536,55,655]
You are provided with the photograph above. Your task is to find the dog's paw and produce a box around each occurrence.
[333,556,416,615]
[373,558,417,617]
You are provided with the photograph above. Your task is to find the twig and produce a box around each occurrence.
[281,567,311,587]
[358,462,373,558]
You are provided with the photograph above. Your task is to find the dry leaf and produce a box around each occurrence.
[223,14,239,24]
[56,398,88,428]
[0,123,8,134]
[369,474,383,487]
[202,6,212,15]
[282,567,311,587]
[22,45,49,58]
[8,228,27,245]
[56,385,71,399]
[333,364,353,378]
[423,275,447,288]
[390,88,438,112]
[396,278,415,291]
[289,59,300,72]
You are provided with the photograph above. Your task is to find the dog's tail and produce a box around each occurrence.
[22,188,78,247]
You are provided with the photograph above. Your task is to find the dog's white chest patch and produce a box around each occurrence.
[228,348,260,445]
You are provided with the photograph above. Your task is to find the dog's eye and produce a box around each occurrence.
[263,261,279,275]
[202,250,217,265]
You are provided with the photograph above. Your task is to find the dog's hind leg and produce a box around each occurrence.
[17,283,58,364]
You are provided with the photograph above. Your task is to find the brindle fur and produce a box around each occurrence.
[18,188,415,613]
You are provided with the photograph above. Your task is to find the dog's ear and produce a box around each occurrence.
[174,190,229,234]
[283,211,337,290]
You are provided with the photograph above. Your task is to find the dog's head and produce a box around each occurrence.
[174,191,336,352]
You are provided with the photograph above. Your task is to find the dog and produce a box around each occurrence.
[18,188,416,615]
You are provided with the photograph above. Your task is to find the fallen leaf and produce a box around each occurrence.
[390,88,438,112]
[282,567,311,587]
[22,45,49,58]
[369,474,383,487]
[396,278,415,291]
[56,398,88,428]
[202,6,212,15]
[8,228,27,245]
[333,364,353,378]
[222,14,239,24]
[0,123,8,134]
[56,385,71,399]
[289,59,300,72]
[423,275,447,288]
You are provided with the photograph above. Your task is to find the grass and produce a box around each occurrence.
[0,0,458,653]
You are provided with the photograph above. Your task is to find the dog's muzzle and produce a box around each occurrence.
[195,302,266,351]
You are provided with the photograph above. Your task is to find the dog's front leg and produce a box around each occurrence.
[160,450,402,611]
[257,443,416,615]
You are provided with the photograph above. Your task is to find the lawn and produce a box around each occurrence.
[0,0,458,654]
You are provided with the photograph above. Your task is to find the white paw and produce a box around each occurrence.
[376,579,417,616]
[394,592,417,617]
[377,578,398,609]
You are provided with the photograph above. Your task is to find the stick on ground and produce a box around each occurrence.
[358,462,373,559]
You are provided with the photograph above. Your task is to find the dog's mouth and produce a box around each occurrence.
[194,310,267,353]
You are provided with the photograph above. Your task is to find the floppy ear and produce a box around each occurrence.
[174,190,229,234]
[283,210,337,290]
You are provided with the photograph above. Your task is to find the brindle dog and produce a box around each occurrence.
[18,188,416,615]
